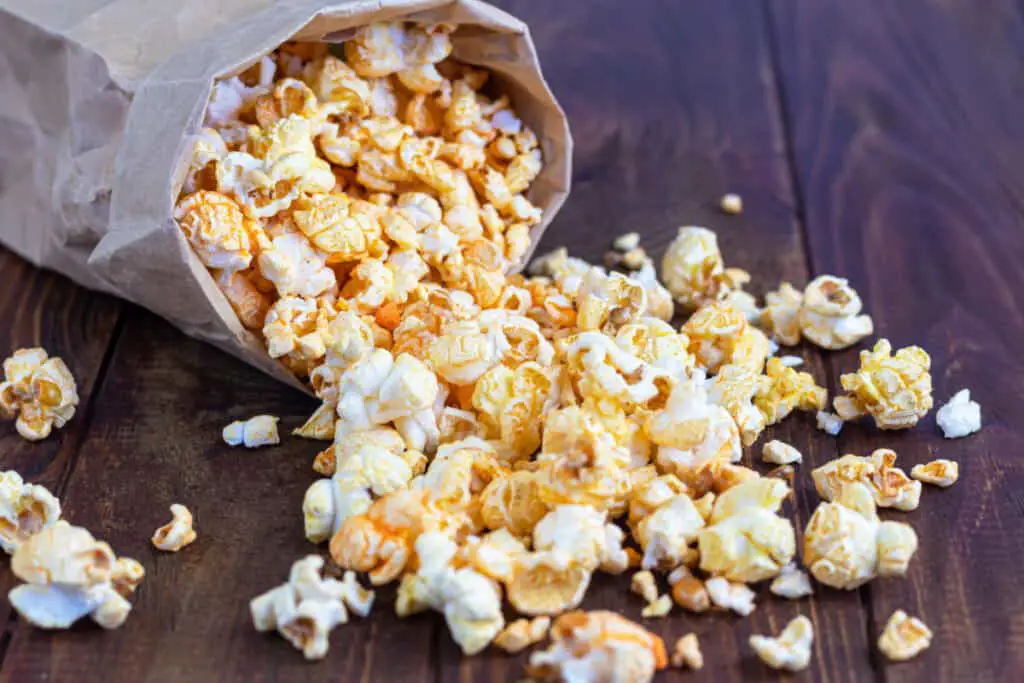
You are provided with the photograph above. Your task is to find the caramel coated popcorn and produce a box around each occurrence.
[878,610,932,661]
[0,348,79,441]
[813,449,922,511]
[834,339,933,430]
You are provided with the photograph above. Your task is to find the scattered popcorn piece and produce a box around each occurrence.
[935,389,981,439]
[812,449,922,511]
[630,571,659,604]
[910,459,959,487]
[705,576,756,616]
[749,615,814,671]
[494,616,551,654]
[528,611,668,683]
[779,355,803,367]
[684,301,769,374]
[719,193,743,215]
[151,504,198,552]
[671,633,703,670]
[755,357,827,426]
[770,563,813,599]
[613,232,641,252]
[223,414,281,447]
[816,410,843,436]
[798,275,873,350]
[761,282,803,346]
[8,521,143,630]
[0,348,79,441]
[0,471,61,555]
[762,440,802,465]
[250,555,374,660]
[668,567,710,613]
[878,610,932,662]
[833,339,933,430]
[640,595,672,619]
[662,226,744,311]
[621,247,648,271]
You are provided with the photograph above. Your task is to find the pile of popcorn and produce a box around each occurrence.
[0,20,987,683]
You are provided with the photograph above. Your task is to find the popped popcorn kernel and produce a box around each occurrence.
[640,595,672,619]
[0,348,79,442]
[755,357,827,426]
[0,471,61,555]
[683,301,769,374]
[662,226,741,312]
[494,616,551,654]
[770,563,813,599]
[936,389,981,439]
[878,610,932,662]
[812,449,922,511]
[506,550,593,616]
[749,615,814,671]
[705,576,756,616]
[911,459,959,487]
[174,191,255,271]
[223,414,281,448]
[720,193,743,215]
[707,363,765,446]
[761,282,802,346]
[151,504,198,552]
[816,410,843,436]
[762,440,802,465]
[630,571,659,604]
[613,232,640,252]
[834,339,933,430]
[671,633,703,670]
[798,275,874,350]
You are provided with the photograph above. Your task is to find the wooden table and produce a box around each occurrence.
[2,1,1022,681]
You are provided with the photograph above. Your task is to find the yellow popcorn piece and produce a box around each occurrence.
[661,226,742,312]
[174,191,255,271]
[630,571,659,604]
[812,449,922,511]
[749,615,814,671]
[720,193,743,215]
[762,439,802,465]
[528,611,668,683]
[911,459,959,487]
[770,563,813,599]
[222,414,280,448]
[613,232,641,252]
[506,550,593,616]
[494,616,551,654]
[834,339,933,430]
[640,595,672,619]
[754,357,827,426]
[0,470,61,555]
[671,633,703,670]
[459,529,527,584]
[798,275,874,350]
[151,504,198,552]
[0,348,79,442]
[263,295,333,370]
[683,301,769,374]
[704,576,756,616]
[575,269,648,334]
[804,482,918,589]
[707,363,766,446]
[936,389,981,438]
[878,609,932,662]
[416,438,509,525]
[634,493,705,571]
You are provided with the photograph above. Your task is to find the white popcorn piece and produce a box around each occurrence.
[250,555,374,660]
[640,595,672,619]
[779,354,804,367]
[0,470,61,555]
[533,505,629,574]
[878,609,932,661]
[671,633,703,670]
[812,449,922,511]
[749,615,814,671]
[762,440,802,465]
[705,576,756,616]
[612,232,641,252]
[720,193,743,215]
[770,563,813,599]
[151,504,198,552]
[635,494,705,571]
[910,459,959,488]
[816,410,844,436]
[8,522,143,630]
[223,415,281,448]
[936,389,981,439]
[630,571,659,604]
[494,616,551,654]
[798,275,874,350]
[258,232,337,298]
[0,348,79,441]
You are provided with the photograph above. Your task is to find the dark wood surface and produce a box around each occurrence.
[1,0,1022,680]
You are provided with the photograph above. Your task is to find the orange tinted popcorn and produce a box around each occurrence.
[833,340,933,430]
[0,348,79,442]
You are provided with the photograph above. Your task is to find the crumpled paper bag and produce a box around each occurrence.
[0,0,572,391]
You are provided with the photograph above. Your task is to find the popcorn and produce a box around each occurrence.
[704,576,756,616]
[798,275,874,350]
[8,522,143,629]
[613,232,640,252]
[770,563,813,599]
[661,227,744,311]
[671,634,703,670]
[804,482,918,589]
[250,555,374,660]
[812,449,922,511]
[527,611,668,683]
[640,595,672,619]
[533,505,629,574]
[263,295,332,369]
[0,348,79,441]
[630,571,659,604]
[762,440,802,465]
[479,469,551,537]
[683,301,769,373]
[223,415,281,448]
[760,282,803,346]
[816,410,843,436]
[936,389,981,438]
[174,191,255,271]
[749,615,814,671]
[494,616,551,654]
[833,340,933,430]
[878,610,932,662]
[506,550,593,616]
[668,567,710,613]
[707,363,766,446]
[258,232,337,298]
[911,459,959,487]
[720,193,743,215]
[0,471,61,555]
[634,493,705,571]
[151,504,198,552]
[754,357,827,426]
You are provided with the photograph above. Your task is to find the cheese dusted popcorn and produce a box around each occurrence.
[0,348,79,441]
[250,555,374,660]
[151,504,198,552]
[8,522,143,630]
[834,339,933,430]
[749,615,814,671]
[878,610,932,661]
[683,301,769,374]
[936,389,981,438]
[0,471,61,555]
[911,459,959,487]
[754,357,827,426]
[174,191,255,271]
[223,414,281,447]
[528,610,668,683]
[671,633,703,670]
[661,226,744,312]
[495,616,551,654]
[798,275,874,350]
[812,449,922,511]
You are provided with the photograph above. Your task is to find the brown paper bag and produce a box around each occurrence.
[0,0,572,391]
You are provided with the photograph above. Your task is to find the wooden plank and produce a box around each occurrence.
[440,0,874,681]
[0,308,438,683]
[0,249,122,625]
[767,1,1024,680]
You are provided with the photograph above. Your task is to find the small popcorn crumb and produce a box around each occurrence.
[816,410,843,436]
[151,504,198,552]
[750,615,814,671]
[223,414,280,448]
[911,459,959,488]
[630,570,659,604]
[770,563,813,599]
[762,439,802,465]
[878,610,932,661]
[621,247,648,271]
[613,232,641,252]
[494,616,550,654]
[641,594,673,619]
[720,193,743,215]
[705,576,756,616]
[779,355,804,367]
[935,389,981,439]
[603,250,624,269]
[671,633,703,669]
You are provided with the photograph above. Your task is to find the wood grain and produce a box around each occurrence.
[767,1,1024,681]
